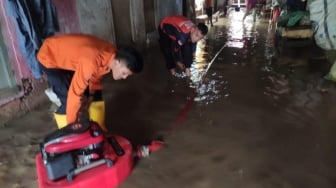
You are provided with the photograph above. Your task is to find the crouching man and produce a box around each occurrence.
[37,34,143,131]
[158,15,208,77]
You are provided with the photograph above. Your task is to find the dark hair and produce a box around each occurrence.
[197,23,208,35]
[115,46,143,73]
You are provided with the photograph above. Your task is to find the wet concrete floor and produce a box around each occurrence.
[1,10,336,188]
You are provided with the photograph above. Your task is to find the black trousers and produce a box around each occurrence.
[39,63,102,114]
[158,27,194,69]
[205,7,213,17]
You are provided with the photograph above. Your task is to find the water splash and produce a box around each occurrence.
[193,73,229,104]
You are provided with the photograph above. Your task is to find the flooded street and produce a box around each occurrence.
[2,10,336,188]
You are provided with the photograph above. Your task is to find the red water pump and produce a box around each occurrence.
[35,121,164,188]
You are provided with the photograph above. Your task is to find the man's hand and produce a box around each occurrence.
[77,95,93,122]
[83,90,96,110]
[82,95,94,110]
[170,68,177,77]
[185,68,191,77]
[176,61,185,70]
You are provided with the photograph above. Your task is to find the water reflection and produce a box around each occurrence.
[193,76,229,104]
[264,23,276,60]
[261,22,291,104]
[190,33,229,104]
[189,10,260,104]
[181,9,336,159]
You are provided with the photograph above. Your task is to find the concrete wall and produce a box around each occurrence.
[76,0,116,43]
[156,0,183,26]
[52,0,80,33]
[184,0,196,22]
[110,0,132,46]
[144,0,157,33]
[130,1,146,47]
[54,0,116,42]
[143,0,183,47]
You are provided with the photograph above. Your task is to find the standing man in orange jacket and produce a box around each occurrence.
[158,15,208,77]
[37,34,143,130]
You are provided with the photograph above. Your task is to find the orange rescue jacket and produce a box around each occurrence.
[37,34,116,124]
[160,15,194,42]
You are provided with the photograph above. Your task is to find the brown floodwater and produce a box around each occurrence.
[1,10,336,188]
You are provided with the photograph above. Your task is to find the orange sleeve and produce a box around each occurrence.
[66,58,97,123]
[89,77,102,91]
[37,39,56,68]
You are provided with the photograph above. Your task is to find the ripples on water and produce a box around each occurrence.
[190,30,229,104]
[185,8,330,131]
[189,9,318,112]
[190,11,262,104]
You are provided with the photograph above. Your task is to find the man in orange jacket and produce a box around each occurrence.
[158,15,208,77]
[37,34,143,130]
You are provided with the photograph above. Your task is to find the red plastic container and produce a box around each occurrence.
[36,135,134,188]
